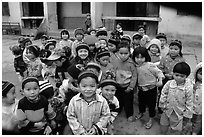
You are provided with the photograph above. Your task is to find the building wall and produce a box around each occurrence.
[2,2,21,24]
[158,5,202,37]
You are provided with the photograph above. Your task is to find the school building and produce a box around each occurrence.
[2,2,202,38]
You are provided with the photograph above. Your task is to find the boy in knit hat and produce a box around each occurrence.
[72,28,85,57]
[146,38,162,66]
[2,81,19,135]
[84,35,98,61]
[137,25,151,48]
[131,32,143,54]
[99,72,119,135]
[66,70,110,135]
[156,33,169,58]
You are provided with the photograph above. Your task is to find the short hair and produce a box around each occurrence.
[60,29,70,39]
[132,47,151,62]
[10,45,21,55]
[117,41,130,51]
[173,62,191,77]
[26,45,40,58]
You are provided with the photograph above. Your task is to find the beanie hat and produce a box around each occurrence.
[27,45,40,57]
[100,71,118,88]
[85,62,101,73]
[96,30,108,37]
[108,38,120,46]
[84,35,98,46]
[170,39,183,56]
[138,25,145,30]
[22,77,39,89]
[156,33,167,40]
[78,70,99,84]
[41,34,49,40]
[96,48,110,59]
[173,62,191,77]
[76,43,90,54]
[121,34,131,44]
[2,81,14,97]
[45,42,56,50]
[74,28,84,37]
[146,38,161,53]
[132,32,143,40]
[22,38,32,44]
[39,80,54,99]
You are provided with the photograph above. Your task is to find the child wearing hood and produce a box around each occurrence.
[191,62,202,135]
[146,38,162,66]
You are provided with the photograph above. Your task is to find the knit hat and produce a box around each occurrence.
[85,62,101,73]
[39,80,54,99]
[45,42,56,50]
[78,70,99,84]
[96,30,108,37]
[22,38,32,44]
[170,39,183,56]
[76,43,90,54]
[138,25,145,30]
[27,45,40,57]
[46,48,66,61]
[22,77,39,89]
[146,38,161,53]
[2,81,14,97]
[100,71,118,88]
[108,38,120,46]
[156,33,167,40]
[132,32,143,40]
[74,28,84,36]
[41,34,49,40]
[96,48,110,59]
[121,34,131,44]
[84,35,98,46]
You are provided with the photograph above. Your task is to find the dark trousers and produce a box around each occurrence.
[138,87,157,118]
[115,86,134,118]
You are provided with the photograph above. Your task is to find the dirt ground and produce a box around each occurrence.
[2,34,202,135]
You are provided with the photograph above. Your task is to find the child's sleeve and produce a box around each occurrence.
[129,63,137,89]
[45,102,56,120]
[94,98,110,135]
[183,82,194,119]
[157,57,165,73]
[159,81,170,109]
[66,98,87,135]
[149,62,165,80]
[110,97,120,123]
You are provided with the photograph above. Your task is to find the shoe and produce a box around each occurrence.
[145,119,153,129]
[135,113,144,120]
[127,116,135,122]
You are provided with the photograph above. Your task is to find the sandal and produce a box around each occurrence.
[145,119,153,129]
[135,113,144,120]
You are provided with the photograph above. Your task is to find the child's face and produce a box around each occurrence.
[48,45,55,51]
[108,43,117,52]
[26,49,35,60]
[25,41,32,48]
[99,40,107,48]
[116,24,122,32]
[102,85,116,100]
[99,55,110,67]
[90,31,96,35]
[76,34,84,41]
[118,47,130,62]
[133,39,141,45]
[169,45,180,57]
[138,28,145,35]
[197,69,202,82]
[173,72,187,85]
[135,54,145,65]
[79,77,97,100]
[78,49,89,59]
[62,33,69,40]
[54,59,64,67]
[159,38,167,47]
[41,38,47,46]
[89,45,95,52]
[149,44,159,54]
[23,82,40,101]
[3,87,16,105]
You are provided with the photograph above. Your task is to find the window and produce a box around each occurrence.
[82,2,90,14]
[2,2,10,16]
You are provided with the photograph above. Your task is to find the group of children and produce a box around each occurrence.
[2,24,202,135]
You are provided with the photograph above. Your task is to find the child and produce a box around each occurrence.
[85,61,102,80]
[132,47,164,129]
[108,38,120,63]
[110,23,123,40]
[121,34,132,46]
[20,37,32,53]
[112,41,137,122]
[66,70,110,135]
[100,72,119,135]
[59,29,73,49]
[40,34,49,49]
[2,81,19,135]
[146,38,162,65]
[96,48,114,82]
[191,62,202,135]
[84,35,98,61]
[137,25,151,48]
[10,45,27,82]
[72,28,85,57]
[158,39,185,82]
[98,38,108,49]
[85,13,91,32]
[24,45,43,80]
[156,33,169,58]
[16,77,56,135]
[45,40,57,52]
[159,62,193,134]
[131,32,143,54]
[96,29,108,39]
[89,29,97,36]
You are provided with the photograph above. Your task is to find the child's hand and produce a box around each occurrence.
[165,73,173,79]
[44,125,52,135]
[50,120,57,129]
[87,127,96,135]
[35,121,46,128]
[125,87,133,93]
[156,80,163,87]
